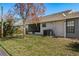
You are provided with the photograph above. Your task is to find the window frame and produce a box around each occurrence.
[66,19,75,33]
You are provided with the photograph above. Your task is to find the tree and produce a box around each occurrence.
[1,6,3,38]
[14,3,45,37]
[4,13,14,37]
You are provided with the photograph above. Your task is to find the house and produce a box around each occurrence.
[14,10,79,38]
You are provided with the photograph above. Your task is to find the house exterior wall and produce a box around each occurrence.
[34,20,64,37]
[36,17,79,38]
[66,18,79,38]
[76,18,79,38]
[54,21,64,36]
[23,18,79,38]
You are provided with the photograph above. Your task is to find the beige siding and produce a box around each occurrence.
[28,21,65,36]
[40,21,64,36]
[54,21,64,36]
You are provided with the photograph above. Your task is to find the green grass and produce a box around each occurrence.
[0,35,79,56]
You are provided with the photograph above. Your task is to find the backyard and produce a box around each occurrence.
[0,35,79,56]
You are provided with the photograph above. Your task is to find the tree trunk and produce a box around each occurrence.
[1,21,3,38]
[23,19,26,38]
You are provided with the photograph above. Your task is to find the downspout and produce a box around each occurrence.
[64,20,66,37]
[62,13,66,37]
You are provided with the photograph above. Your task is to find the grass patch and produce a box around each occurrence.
[0,35,79,56]
[66,42,79,52]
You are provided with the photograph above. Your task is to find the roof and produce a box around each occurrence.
[14,10,79,26]
[25,10,79,24]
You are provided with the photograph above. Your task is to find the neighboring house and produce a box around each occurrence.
[14,10,79,38]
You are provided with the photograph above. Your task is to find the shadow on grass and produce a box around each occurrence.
[66,42,79,52]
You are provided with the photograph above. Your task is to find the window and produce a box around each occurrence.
[42,23,46,27]
[28,23,40,32]
[66,20,75,33]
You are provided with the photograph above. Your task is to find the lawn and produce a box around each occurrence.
[0,35,79,56]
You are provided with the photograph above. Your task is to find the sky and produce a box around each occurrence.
[0,3,79,16]
[45,3,79,15]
